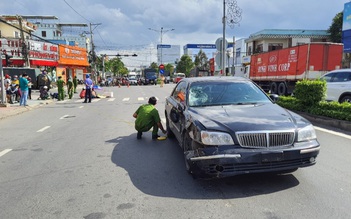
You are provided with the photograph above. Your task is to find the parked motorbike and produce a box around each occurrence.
[39,86,49,100]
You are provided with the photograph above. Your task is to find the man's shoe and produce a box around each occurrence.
[152,134,160,140]
[137,131,142,139]
[83,101,87,103]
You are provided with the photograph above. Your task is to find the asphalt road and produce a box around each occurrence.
[0,84,350,219]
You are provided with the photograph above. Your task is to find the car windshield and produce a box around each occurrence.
[188,81,271,107]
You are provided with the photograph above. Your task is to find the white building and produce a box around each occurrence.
[157,44,180,65]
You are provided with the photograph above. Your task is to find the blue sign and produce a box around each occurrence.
[159,69,164,74]
[343,2,351,52]
[184,44,217,49]
[157,44,172,49]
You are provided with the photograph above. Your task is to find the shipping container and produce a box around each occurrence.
[243,43,343,95]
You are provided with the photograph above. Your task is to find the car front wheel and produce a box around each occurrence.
[340,95,351,103]
[182,132,193,175]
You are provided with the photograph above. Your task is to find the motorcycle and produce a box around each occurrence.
[39,86,49,100]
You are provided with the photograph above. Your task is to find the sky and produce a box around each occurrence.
[0,0,347,69]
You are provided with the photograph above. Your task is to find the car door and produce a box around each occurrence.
[326,71,351,101]
[166,81,188,142]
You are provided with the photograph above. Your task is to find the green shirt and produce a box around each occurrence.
[57,79,64,90]
[135,104,161,131]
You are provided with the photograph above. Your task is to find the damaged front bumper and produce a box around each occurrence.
[186,140,320,179]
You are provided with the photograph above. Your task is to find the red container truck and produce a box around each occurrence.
[243,43,343,95]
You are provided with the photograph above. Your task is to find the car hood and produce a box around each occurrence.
[189,103,310,132]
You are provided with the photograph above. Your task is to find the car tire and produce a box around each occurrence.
[182,132,193,175]
[340,95,351,103]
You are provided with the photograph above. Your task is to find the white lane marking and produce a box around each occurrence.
[315,126,351,140]
[0,149,12,157]
[92,99,100,102]
[122,98,130,101]
[60,115,69,120]
[37,126,51,132]
[75,100,83,103]
[79,106,84,108]
[138,97,144,101]
[107,98,115,102]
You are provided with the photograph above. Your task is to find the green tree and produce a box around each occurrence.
[176,54,194,76]
[327,12,343,43]
[105,57,128,77]
[149,62,158,69]
[194,49,209,71]
[165,63,174,73]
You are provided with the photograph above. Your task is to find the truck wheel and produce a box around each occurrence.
[270,82,278,94]
[278,82,287,96]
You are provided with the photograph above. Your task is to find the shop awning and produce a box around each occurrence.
[30,59,58,67]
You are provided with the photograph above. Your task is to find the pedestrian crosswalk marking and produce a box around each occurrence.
[122,98,130,101]
[138,97,144,101]
[92,99,100,102]
[107,98,115,102]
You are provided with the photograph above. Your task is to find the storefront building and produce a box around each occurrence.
[1,38,58,68]
[57,44,89,82]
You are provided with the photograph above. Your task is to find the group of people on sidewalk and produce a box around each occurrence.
[2,73,33,106]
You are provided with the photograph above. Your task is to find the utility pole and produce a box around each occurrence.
[222,0,242,75]
[222,0,226,75]
[17,15,30,67]
[233,36,235,75]
[0,50,7,106]
[89,22,101,84]
[148,27,174,64]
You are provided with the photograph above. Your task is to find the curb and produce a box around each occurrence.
[295,111,351,133]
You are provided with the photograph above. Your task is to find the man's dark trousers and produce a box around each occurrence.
[84,88,92,103]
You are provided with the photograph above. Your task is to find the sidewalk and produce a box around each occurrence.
[0,89,54,120]
[0,85,85,120]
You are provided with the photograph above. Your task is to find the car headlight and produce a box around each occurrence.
[201,131,234,145]
[297,124,317,141]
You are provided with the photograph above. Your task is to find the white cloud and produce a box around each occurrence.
[1,0,344,68]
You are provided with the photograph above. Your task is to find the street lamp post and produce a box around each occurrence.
[148,27,175,64]
[222,0,242,75]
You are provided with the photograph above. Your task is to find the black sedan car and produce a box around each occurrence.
[165,76,320,179]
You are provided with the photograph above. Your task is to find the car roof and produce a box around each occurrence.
[327,69,351,74]
[181,76,251,83]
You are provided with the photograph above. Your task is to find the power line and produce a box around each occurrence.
[63,0,92,23]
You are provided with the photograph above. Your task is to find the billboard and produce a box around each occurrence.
[342,2,351,52]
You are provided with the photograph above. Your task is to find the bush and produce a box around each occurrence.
[276,79,351,121]
[276,96,304,111]
[294,80,326,106]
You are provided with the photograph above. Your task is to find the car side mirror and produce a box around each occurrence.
[269,94,279,103]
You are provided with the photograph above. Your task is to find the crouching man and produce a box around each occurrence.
[133,96,166,140]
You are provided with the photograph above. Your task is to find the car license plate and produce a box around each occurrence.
[261,152,284,162]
